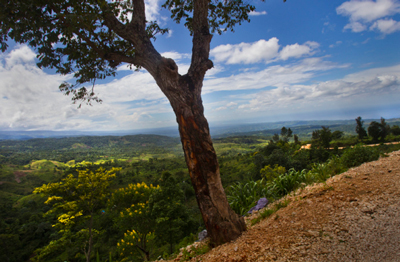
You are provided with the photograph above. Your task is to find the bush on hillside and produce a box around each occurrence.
[270,169,308,197]
[308,155,346,182]
[227,179,270,216]
[340,145,380,168]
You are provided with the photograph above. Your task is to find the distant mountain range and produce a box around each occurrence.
[1,118,399,141]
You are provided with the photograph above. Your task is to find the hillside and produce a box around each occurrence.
[180,150,400,261]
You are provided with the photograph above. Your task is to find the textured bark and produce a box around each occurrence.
[151,58,246,246]
[173,91,247,246]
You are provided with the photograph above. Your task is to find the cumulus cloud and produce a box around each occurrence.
[337,0,400,34]
[203,57,347,93]
[370,18,400,33]
[4,45,36,67]
[337,0,399,22]
[0,45,173,131]
[279,42,319,60]
[210,38,280,64]
[145,0,161,21]
[343,21,368,32]
[0,45,75,130]
[238,64,400,112]
[210,38,319,64]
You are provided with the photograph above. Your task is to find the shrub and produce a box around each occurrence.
[260,164,286,181]
[270,169,307,197]
[340,145,380,168]
[227,179,269,215]
[308,155,346,182]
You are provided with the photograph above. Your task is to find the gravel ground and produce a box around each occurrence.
[176,150,400,262]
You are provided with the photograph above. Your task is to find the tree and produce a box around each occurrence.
[272,133,280,143]
[367,118,390,143]
[280,127,288,138]
[109,182,158,261]
[312,126,332,149]
[368,121,382,142]
[355,116,368,140]
[280,127,293,142]
[293,134,300,144]
[149,172,193,255]
[33,167,119,262]
[380,117,390,141]
[0,0,278,245]
[332,130,344,140]
[391,125,400,136]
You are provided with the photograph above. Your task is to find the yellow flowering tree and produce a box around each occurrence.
[109,182,158,261]
[33,167,120,262]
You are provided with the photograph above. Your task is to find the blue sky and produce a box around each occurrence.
[1,0,400,131]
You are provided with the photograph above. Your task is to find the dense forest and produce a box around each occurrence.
[1,118,400,261]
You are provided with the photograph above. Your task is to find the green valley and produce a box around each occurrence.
[1,118,400,261]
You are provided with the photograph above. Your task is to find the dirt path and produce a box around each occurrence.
[185,150,400,262]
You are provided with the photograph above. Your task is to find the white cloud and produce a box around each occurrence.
[210,38,280,64]
[205,66,224,79]
[203,57,347,93]
[337,0,399,22]
[337,0,400,34]
[3,45,36,67]
[95,71,165,103]
[0,46,75,130]
[210,38,319,65]
[145,0,161,21]
[343,21,368,32]
[0,45,174,131]
[279,42,319,60]
[370,18,400,33]
[343,63,400,81]
[161,51,191,61]
[166,29,173,38]
[249,10,267,16]
[238,64,400,112]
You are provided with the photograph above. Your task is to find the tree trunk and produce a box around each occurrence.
[175,90,245,246]
[155,66,246,246]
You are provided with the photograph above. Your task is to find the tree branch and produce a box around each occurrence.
[100,0,162,74]
[188,0,213,90]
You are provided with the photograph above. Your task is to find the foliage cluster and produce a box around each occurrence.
[227,143,387,217]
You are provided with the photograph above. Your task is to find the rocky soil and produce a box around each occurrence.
[179,150,400,262]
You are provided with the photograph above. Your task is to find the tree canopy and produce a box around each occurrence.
[1,0,257,103]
